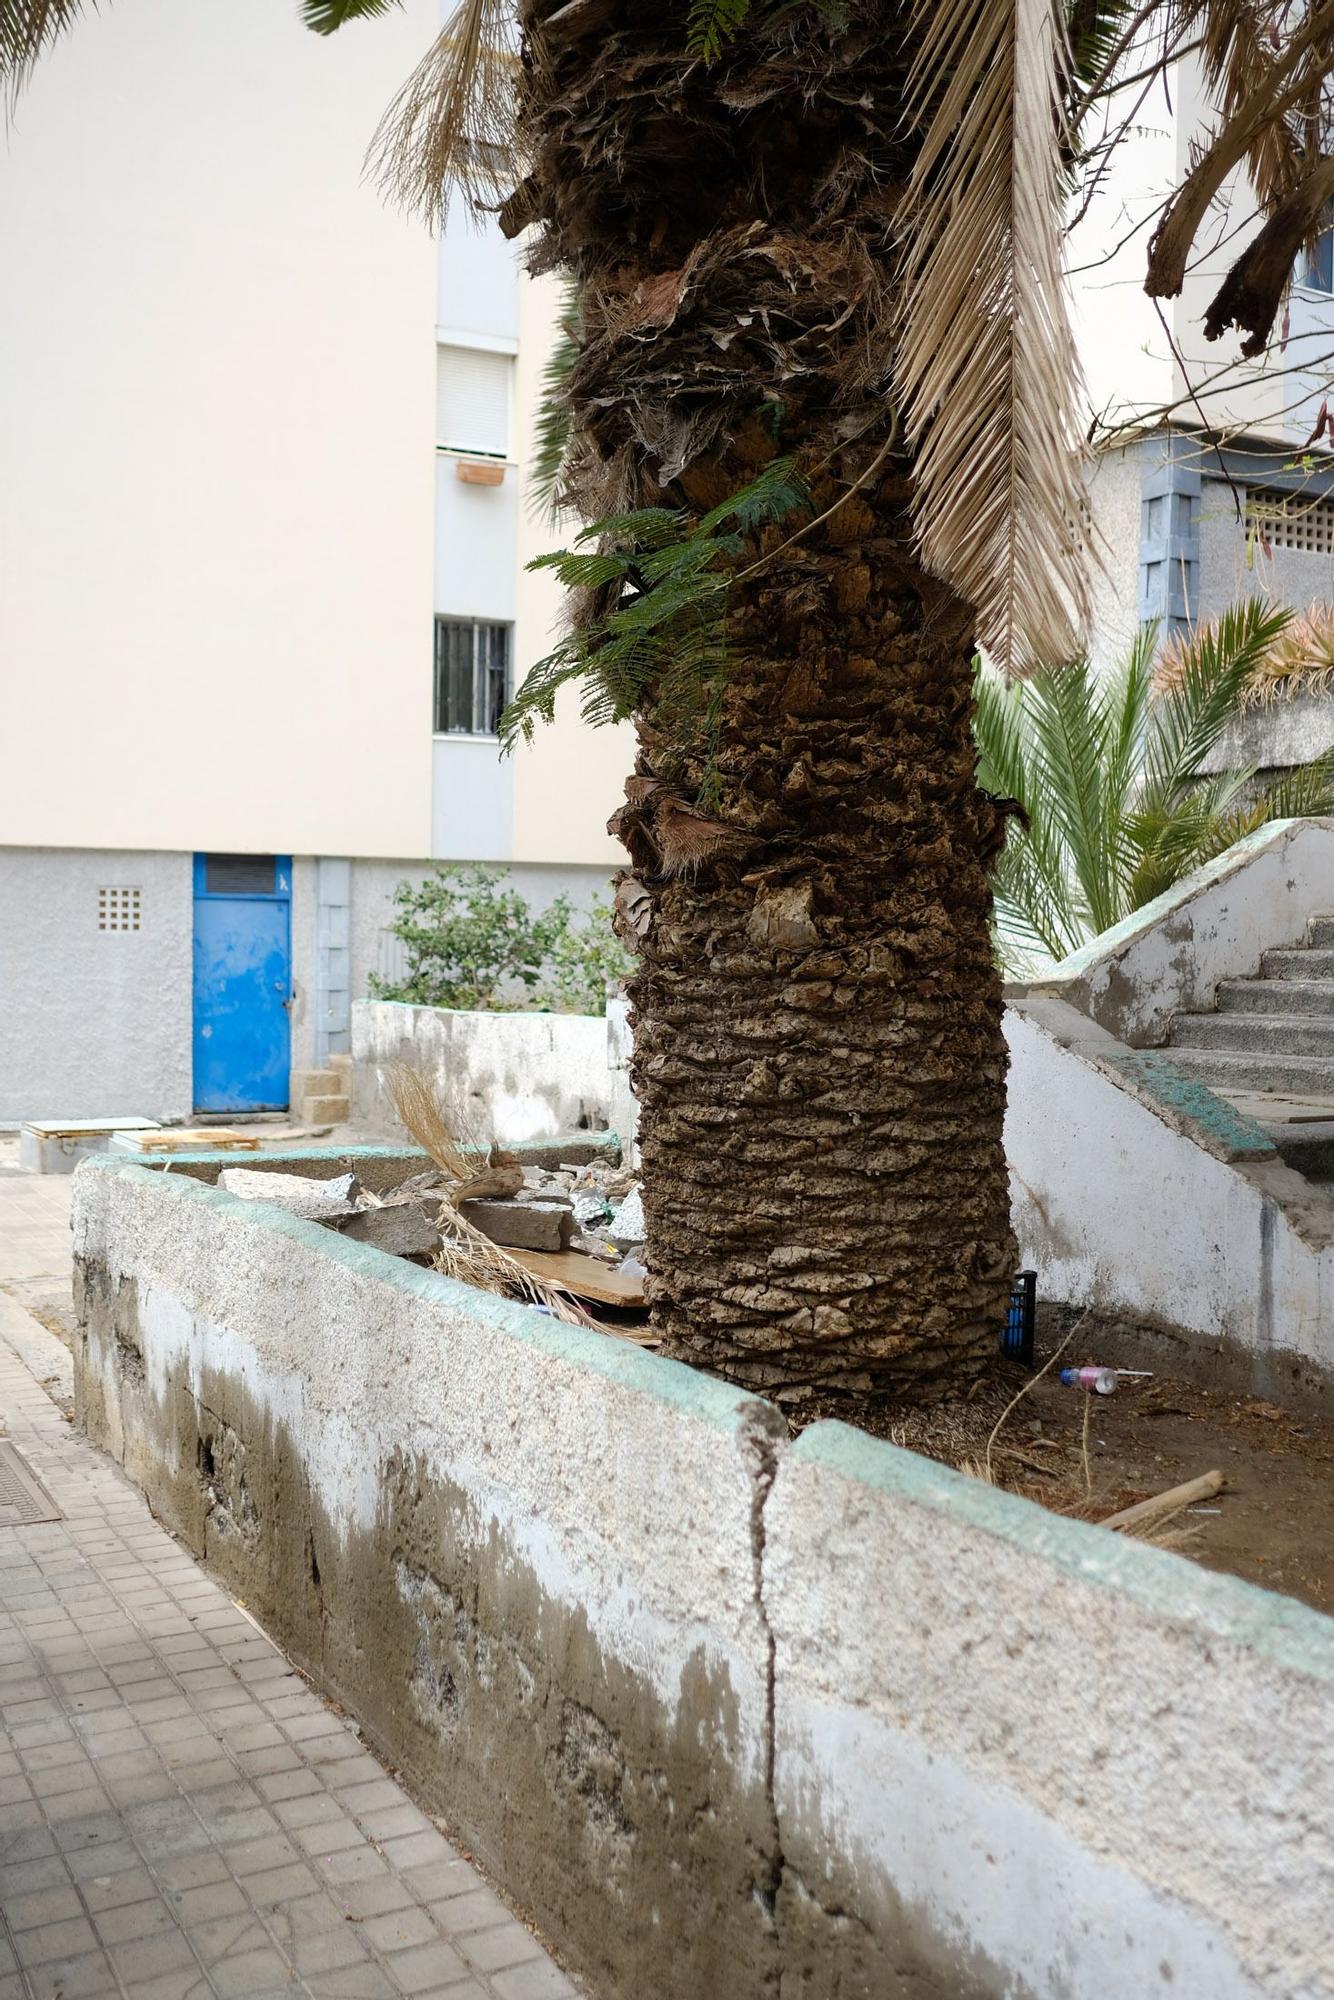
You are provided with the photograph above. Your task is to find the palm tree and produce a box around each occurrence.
[8,0,1334,1409]
[975,603,1334,975]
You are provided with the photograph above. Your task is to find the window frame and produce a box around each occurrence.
[432,616,513,739]
[1299,212,1334,295]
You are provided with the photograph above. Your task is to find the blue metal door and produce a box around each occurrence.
[192,855,292,1112]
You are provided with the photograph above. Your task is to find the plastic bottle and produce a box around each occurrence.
[1059,1365,1119,1395]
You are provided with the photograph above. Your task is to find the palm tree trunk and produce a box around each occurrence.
[518,0,1016,1403]
[627,477,1015,1407]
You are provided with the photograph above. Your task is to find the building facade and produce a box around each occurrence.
[1072,50,1334,714]
[0,0,628,1122]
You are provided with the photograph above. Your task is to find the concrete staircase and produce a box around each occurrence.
[1166,913,1334,1178]
[290,1051,352,1127]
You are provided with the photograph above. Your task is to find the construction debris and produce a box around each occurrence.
[459,1194,576,1254]
[608,1187,645,1244]
[339,1199,442,1260]
[513,1248,647,1309]
[218,1169,359,1220]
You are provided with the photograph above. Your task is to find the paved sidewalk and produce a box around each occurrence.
[0,1156,75,1347]
[0,1293,579,2000]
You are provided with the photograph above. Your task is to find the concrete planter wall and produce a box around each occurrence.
[351,999,637,1150]
[72,1155,1334,2000]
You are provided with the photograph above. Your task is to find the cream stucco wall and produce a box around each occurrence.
[0,0,439,859]
[509,271,630,868]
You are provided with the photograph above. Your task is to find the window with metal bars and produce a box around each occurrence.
[433,618,512,736]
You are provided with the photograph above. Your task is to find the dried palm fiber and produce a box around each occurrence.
[384,1064,591,1327]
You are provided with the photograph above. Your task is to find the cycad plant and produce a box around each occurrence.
[975,603,1334,974]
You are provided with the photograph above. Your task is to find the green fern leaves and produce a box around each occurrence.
[686,0,754,62]
[501,457,809,758]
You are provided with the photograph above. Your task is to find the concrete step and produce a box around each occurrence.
[1260,947,1334,979]
[1306,915,1334,948]
[1263,1126,1334,1179]
[1170,1012,1334,1057]
[1159,1047,1334,1095]
[300,1093,349,1125]
[327,1052,354,1075]
[1215,978,1334,1017]
[291,1067,340,1099]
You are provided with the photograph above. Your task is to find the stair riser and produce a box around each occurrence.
[1171,1015,1334,1057]
[1307,917,1334,948]
[1162,1049,1334,1095]
[1215,980,1334,1018]
[1261,949,1334,979]
[1272,1133,1334,1178]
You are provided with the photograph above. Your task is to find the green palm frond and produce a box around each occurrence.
[301,0,401,33]
[1142,600,1292,811]
[973,600,1334,975]
[1,0,90,99]
[528,276,578,526]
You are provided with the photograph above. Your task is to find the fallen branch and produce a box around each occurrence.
[1100,1470,1224,1534]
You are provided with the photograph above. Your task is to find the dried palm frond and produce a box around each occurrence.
[384,1061,590,1325]
[1146,0,1334,301]
[385,1062,475,1179]
[896,0,1092,672]
[366,0,517,224]
[1176,0,1310,222]
[434,1207,593,1327]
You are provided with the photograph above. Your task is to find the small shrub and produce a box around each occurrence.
[369,866,631,1014]
[537,894,633,1013]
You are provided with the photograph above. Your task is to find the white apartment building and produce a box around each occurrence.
[0,0,627,1123]
[1072,53,1334,692]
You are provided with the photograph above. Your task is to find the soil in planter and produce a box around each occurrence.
[827,1333,1334,1618]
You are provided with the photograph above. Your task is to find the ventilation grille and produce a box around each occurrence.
[1245,490,1334,555]
[98,887,141,932]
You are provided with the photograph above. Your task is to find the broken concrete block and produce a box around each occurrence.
[218,1169,359,1220]
[608,1186,645,1244]
[339,1200,441,1260]
[459,1195,576,1253]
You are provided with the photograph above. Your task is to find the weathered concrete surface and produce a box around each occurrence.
[353,999,637,1149]
[1021,817,1334,1047]
[70,1156,1334,1998]
[1006,998,1334,1402]
[767,1423,1334,2000]
[71,1158,778,2000]
[138,1136,621,1191]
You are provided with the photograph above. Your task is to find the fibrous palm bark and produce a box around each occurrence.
[514,2,1016,1404]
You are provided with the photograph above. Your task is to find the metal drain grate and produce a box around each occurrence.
[0,1441,63,1525]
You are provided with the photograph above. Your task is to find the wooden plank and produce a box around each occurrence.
[132,1129,262,1152]
[512,1248,646,1308]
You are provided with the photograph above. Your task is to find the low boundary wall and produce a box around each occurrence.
[351,1000,637,1150]
[72,1155,1334,2000]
